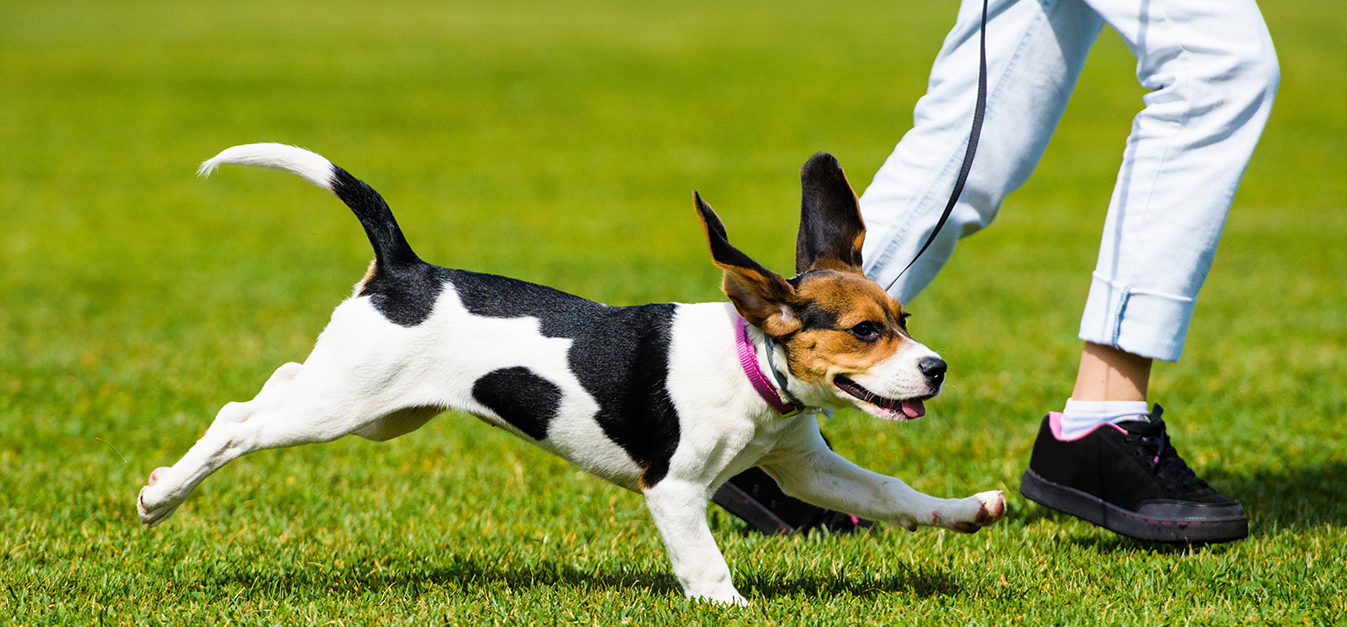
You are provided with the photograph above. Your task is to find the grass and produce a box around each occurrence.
[2,0,1345,624]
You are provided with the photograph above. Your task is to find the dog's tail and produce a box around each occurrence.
[199,143,422,270]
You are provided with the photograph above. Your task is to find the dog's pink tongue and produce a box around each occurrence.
[901,399,926,418]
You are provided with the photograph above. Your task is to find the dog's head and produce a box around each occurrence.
[695,153,945,420]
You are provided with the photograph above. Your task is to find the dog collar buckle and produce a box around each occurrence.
[735,317,803,416]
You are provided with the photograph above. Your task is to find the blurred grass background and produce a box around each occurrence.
[1,0,1343,624]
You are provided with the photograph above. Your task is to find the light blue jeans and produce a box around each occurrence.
[859,0,1279,361]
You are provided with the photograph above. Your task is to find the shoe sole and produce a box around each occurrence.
[1020,468,1248,543]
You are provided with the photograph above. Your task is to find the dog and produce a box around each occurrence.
[136,144,1006,604]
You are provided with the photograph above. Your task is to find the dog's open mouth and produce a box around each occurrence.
[833,375,929,419]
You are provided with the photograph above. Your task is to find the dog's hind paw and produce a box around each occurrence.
[691,590,749,606]
[136,467,183,529]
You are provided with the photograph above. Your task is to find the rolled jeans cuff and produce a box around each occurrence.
[1079,274,1195,362]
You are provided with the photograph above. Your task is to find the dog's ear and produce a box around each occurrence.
[795,152,865,275]
[695,192,802,337]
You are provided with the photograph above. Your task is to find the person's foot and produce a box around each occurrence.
[714,467,874,535]
[1020,404,1248,543]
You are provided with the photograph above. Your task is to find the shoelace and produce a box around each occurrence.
[1122,406,1210,493]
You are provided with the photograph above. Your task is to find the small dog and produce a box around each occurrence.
[137,144,1005,604]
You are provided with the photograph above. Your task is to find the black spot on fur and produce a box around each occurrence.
[359,264,450,327]
[449,270,681,488]
[472,367,561,440]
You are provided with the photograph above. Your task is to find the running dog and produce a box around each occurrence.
[136,144,1005,604]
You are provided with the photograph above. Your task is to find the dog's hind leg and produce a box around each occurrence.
[643,479,748,605]
[136,360,393,528]
[758,418,1005,533]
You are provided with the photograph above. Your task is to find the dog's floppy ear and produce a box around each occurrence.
[795,152,865,275]
[695,192,802,337]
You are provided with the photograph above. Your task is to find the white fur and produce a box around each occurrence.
[840,339,943,420]
[138,146,1006,605]
[198,143,336,191]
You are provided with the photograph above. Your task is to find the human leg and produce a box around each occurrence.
[1023,0,1277,543]
[1074,0,1279,361]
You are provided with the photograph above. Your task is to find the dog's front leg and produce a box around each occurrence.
[759,418,1005,533]
[643,479,747,605]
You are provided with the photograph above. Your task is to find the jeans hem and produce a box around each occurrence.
[1079,274,1194,362]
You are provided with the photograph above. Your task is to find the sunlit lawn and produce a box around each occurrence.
[2,0,1344,624]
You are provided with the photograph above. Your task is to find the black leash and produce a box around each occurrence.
[887,0,989,291]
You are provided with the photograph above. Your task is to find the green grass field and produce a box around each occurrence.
[2,0,1345,624]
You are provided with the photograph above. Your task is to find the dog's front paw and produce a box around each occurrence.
[136,466,183,529]
[950,490,1006,533]
[974,490,1007,523]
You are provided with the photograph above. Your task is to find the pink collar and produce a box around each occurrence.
[735,317,800,415]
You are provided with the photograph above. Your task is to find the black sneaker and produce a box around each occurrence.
[1020,404,1247,543]
[713,467,874,536]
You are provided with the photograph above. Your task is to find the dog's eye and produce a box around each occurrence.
[899,312,912,329]
[848,321,881,341]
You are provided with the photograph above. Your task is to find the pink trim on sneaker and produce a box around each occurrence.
[1048,411,1128,442]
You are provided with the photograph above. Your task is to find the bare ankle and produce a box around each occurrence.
[1071,342,1152,402]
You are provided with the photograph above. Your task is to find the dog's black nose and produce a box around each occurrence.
[919,357,947,387]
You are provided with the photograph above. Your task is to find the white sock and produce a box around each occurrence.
[1058,398,1151,439]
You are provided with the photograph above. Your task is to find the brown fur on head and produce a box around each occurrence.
[780,269,912,384]
[695,153,937,417]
